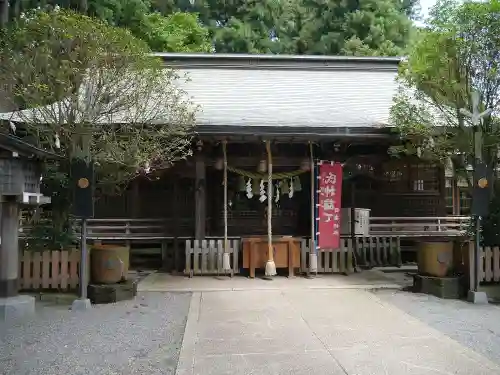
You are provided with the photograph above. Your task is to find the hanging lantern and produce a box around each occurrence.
[300,159,310,171]
[257,159,267,173]
[214,158,224,170]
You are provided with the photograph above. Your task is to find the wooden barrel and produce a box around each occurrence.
[90,244,130,284]
[417,241,454,277]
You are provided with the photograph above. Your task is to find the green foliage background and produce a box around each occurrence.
[4,0,417,55]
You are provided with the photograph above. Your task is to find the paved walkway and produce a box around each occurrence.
[138,271,406,292]
[176,288,500,375]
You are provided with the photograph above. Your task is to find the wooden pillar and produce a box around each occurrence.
[195,153,206,241]
[172,178,181,272]
[0,199,19,298]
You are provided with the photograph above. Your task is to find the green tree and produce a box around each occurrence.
[5,1,211,52]
[296,0,413,56]
[161,0,414,55]
[0,9,197,247]
[390,0,500,177]
[5,0,416,55]
[174,0,289,53]
[131,11,212,52]
[89,0,212,52]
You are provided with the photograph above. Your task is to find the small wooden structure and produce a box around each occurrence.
[242,237,301,278]
[0,133,55,300]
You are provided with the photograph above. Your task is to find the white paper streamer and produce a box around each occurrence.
[246,178,253,198]
[259,180,267,202]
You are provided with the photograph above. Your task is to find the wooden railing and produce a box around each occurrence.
[86,218,171,240]
[369,216,471,237]
[20,216,472,242]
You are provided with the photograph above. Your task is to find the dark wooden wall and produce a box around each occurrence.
[93,143,447,237]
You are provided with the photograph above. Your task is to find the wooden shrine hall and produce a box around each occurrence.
[1,53,467,277]
[82,53,470,277]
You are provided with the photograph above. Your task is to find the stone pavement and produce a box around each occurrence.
[138,271,406,292]
[175,288,500,375]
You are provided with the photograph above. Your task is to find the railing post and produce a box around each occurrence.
[437,218,442,231]
[125,221,131,249]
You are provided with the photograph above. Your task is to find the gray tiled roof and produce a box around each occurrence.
[0,54,401,130]
[161,53,401,129]
[176,67,398,128]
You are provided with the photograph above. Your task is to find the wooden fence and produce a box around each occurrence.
[183,236,401,277]
[300,236,401,273]
[18,250,82,291]
[185,239,240,277]
[300,238,354,274]
[479,246,500,283]
[352,236,402,267]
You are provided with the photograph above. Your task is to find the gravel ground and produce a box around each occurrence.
[373,289,500,366]
[0,292,192,375]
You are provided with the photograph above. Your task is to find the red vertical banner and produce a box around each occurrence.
[317,162,343,250]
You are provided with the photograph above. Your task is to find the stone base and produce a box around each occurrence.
[0,295,35,321]
[413,274,463,299]
[467,290,489,304]
[87,279,138,304]
[71,298,92,311]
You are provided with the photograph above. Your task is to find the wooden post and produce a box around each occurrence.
[309,142,318,275]
[222,140,232,274]
[195,152,206,241]
[350,180,358,272]
[172,178,180,273]
[0,199,19,298]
